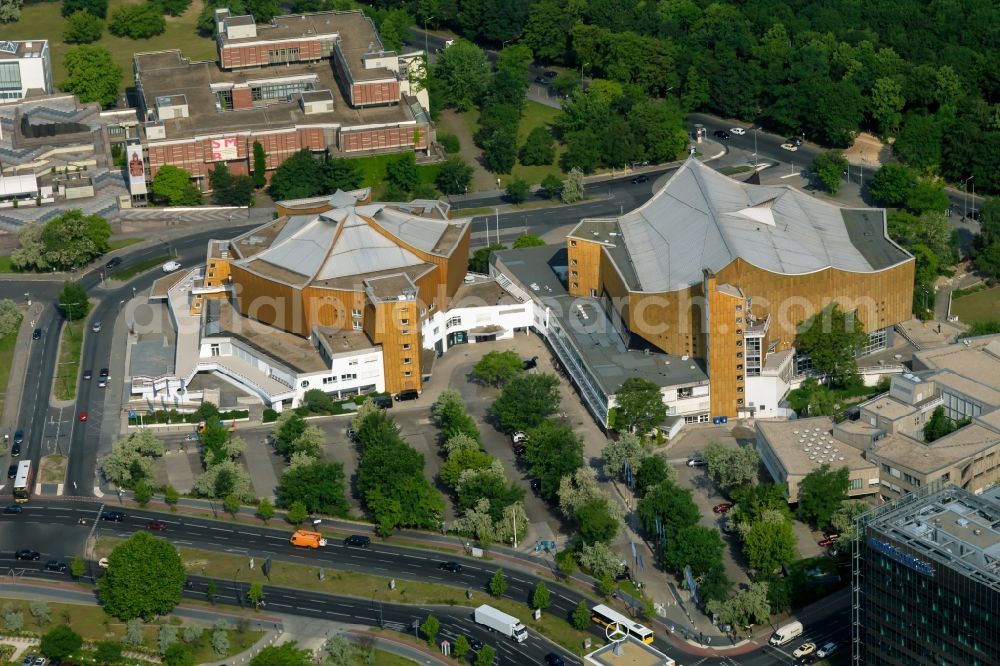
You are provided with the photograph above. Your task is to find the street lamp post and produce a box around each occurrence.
[752,128,758,167]
[423,16,434,58]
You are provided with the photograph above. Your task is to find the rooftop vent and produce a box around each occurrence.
[957,518,969,528]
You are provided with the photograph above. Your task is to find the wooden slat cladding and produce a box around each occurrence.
[705,274,744,419]
[567,239,602,296]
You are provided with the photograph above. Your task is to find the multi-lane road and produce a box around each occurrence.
[0,499,849,665]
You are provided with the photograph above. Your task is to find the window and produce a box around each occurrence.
[571,271,579,277]
[352,321,363,330]
[446,316,462,329]
[571,259,578,266]
[352,308,362,317]
[849,478,863,490]
[215,88,233,110]
[1,62,24,93]
[323,377,336,384]
[402,343,411,350]
[340,373,357,381]
[404,371,412,377]
[300,380,310,388]
[348,360,358,366]
[400,318,409,325]
[571,240,577,247]
[402,329,411,336]
[941,472,951,482]
[403,357,412,365]
[210,344,220,357]
[572,282,579,289]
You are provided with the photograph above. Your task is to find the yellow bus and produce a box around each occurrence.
[591,604,655,644]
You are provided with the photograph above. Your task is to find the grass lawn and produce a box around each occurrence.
[55,320,83,401]
[510,101,564,187]
[39,453,67,483]
[0,256,14,273]
[0,313,22,419]
[10,0,216,92]
[111,254,176,281]
[951,285,1000,323]
[97,538,596,656]
[346,153,440,190]
[108,237,144,252]
[0,597,260,661]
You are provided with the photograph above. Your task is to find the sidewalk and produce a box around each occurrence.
[1,300,43,430]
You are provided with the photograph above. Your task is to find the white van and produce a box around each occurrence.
[769,620,803,646]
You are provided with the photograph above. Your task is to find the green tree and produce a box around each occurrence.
[613,378,667,435]
[247,581,264,608]
[94,641,123,665]
[420,613,440,647]
[440,448,493,489]
[797,464,851,528]
[505,177,531,203]
[164,485,179,508]
[63,9,104,43]
[523,421,583,500]
[98,531,186,619]
[435,156,474,195]
[638,480,700,539]
[634,454,675,497]
[286,499,308,525]
[519,126,555,166]
[250,642,314,666]
[571,599,590,630]
[743,520,797,575]
[468,243,505,273]
[70,556,85,579]
[663,524,725,576]
[58,281,90,321]
[703,440,760,491]
[628,100,688,163]
[530,581,551,611]
[108,3,166,39]
[432,40,491,112]
[540,174,562,199]
[60,45,122,107]
[134,480,153,506]
[471,350,524,387]
[923,405,969,442]
[321,158,363,193]
[210,163,254,207]
[812,151,848,194]
[151,165,202,206]
[489,568,507,598]
[453,634,472,659]
[257,496,275,523]
[268,150,325,200]
[575,498,620,544]
[386,152,420,193]
[277,459,349,516]
[601,432,649,484]
[62,0,107,18]
[474,645,496,666]
[158,0,192,16]
[870,77,905,135]
[483,127,518,174]
[374,7,412,51]
[512,234,545,248]
[906,179,951,214]
[40,625,83,660]
[560,168,585,203]
[868,164,917,206]
[10,208,111,272]
[796,303,867,388]
[223,493,240,516]
[162,642,195,666]
[491,373,561,432]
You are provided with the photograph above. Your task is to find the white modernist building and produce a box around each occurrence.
[0,40,53,104]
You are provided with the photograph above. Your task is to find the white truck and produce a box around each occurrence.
[769,620,804,646]
[474,604,528,643]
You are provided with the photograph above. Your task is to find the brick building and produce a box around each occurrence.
[131,8,431,193]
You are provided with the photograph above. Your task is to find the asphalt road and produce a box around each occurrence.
[0,499,850,665]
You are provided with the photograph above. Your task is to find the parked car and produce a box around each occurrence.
[4,505,23,514]
[818,536,838,547]
[7,464,16,479]
[45,560,68,573]
[793,642,816,658]
[13,429,23,444]
[713,129,731,139]
[787,137,803,146]
[816,642,838,659]
[98,557,109,569]
[543,71,557,78]
[105,257,123,270]
[372,395,393,409]
[511,431,528,444]
[15,549,40,560]
[101,510,125,522]
[545,654,566,666]
[469,638,483,650]
[534,76,549,85]
[631,175,648,184]
[713,502,734,514]
[11,442,21,457]
[162,261,182,273]
[439,561,462,573]
[513,444,527,457]
[615,565,633,582]
[147,520,167,531]
[344,535,371,548]
[686,455,706,467]
[730,127,746,135]
[780,142,799,151]
[32,328,42,340]
[21,655,36,666]
[394,389,419,402]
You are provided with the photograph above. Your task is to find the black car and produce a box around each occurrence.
[7,464,16,479]
[4,505,22,514]
[99,368,109,378]
[394,389,419,402]
[543,70,557,78]
[513,443,526,456]
[545,654,566,666]
[101,511,125,522]
[105,256,123,270]
[372,395,393,409]
[13,429,23,444]
[631,175,648,184]
[439,561,462,573]
[713,129,731,140]
[45,560,67,573]
[15,549,40,560]
[32,328,41,340]
[11,442,20,457]
[534,76,549,85]
[786,137,803,146]
[344,535,371,548]
[967,210,981,221]
[82,369,92,380]
[469,638,483,650]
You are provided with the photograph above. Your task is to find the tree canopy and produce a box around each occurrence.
[63,9,104,43]
[470,350,524,387]
[268,150,363,201]
[277,459,349,516]
[523,420,583,501]
[491,373,561,432]
[40,625,83,660]
[249,642,314,666]
[151,165,202,206]
[98,531,187,619]
[12,209,111,272]
[432,40,491,112]
[60,45,122,107]
[797,464,851,529]
[796,304,867,388]
[703,440,760,492]
[613,378,667,435]
[62,0,107,18]
[108,2,166,39]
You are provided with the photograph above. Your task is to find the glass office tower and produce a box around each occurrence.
[853,484,1000,665]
